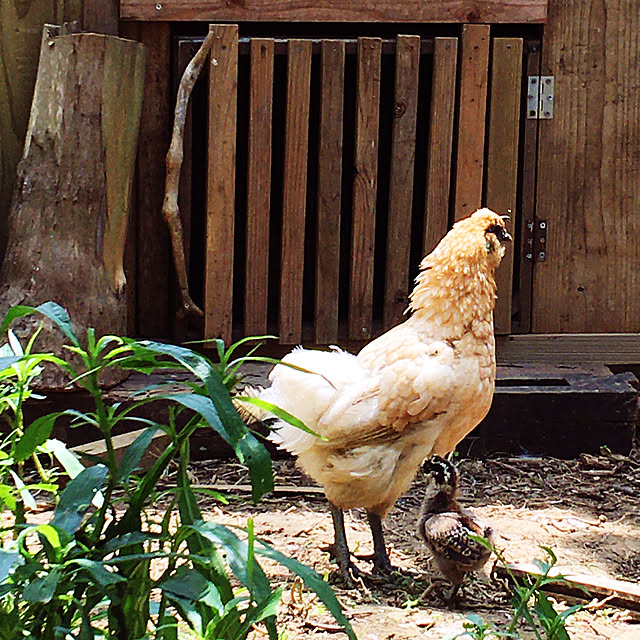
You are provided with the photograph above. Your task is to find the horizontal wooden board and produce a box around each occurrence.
[121,0,548,23]
[497,333,640,365]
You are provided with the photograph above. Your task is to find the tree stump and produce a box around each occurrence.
[0,25,145,389]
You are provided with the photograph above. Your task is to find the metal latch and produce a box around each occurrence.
[527,76,554,119]
[524,219,547,262]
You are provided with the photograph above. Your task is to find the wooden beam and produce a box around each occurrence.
[121,0,548,23]
[349,37,381,341]
[205,24,238,343]
[497,333,640,365]
[279,39,312,345]
[315,40,345,344]
[486,38,523,334]
[83,0,119,34]
[454,24,490,220]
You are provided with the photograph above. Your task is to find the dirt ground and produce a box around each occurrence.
[178,446,640,640]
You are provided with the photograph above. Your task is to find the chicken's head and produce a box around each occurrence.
[421,455,459,500]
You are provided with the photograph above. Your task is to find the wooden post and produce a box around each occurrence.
[0,26,146,388]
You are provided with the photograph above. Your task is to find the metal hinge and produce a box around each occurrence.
[527,76,554,119]
[524,219,547,262]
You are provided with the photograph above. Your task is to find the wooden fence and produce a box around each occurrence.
[180,26,530,346]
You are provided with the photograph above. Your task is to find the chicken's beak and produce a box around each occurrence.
[496,226,512,244]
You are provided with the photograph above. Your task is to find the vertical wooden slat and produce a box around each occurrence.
[83,0,118,34]
[517,41,541,333]
[486,38,523,335]
[279,39,312,344]
[349,37,382,341]
[315,39,345,344]
[137,22,171,338]
[454,24,490,221]
[205,24,238,343]
[424,37,458,254]
[383,35,420,329]
[245,38,274,336]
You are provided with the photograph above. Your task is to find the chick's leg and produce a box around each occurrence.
[328,502,364,584]
[366,511,393,573]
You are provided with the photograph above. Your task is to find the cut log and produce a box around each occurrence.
[0,25,145,388]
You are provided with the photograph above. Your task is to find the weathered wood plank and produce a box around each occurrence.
[516,40,540,334]
[453,24,490,220]
[496,333,640,365]
[383,35,420,329]
[315,40,345,344]
[245,38,274,336]
[121,0,548,24]
[349,37,381,341]
[486,38,522,334]
[532,0,640,332]
[424,36,458,255]
[204,24,238,343]
[136,22,171,338]
[279,39,312,344]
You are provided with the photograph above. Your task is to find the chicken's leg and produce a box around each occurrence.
[328,502,365,584]
[366,511,394,573]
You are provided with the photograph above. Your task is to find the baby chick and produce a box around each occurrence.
[417,455,493,604]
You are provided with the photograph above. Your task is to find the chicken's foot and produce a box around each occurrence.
[366,511,394,573]
[328,503,366,586]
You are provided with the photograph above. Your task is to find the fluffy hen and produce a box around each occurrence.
[243,208,510,582]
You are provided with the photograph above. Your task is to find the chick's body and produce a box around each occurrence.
[418,456,493,600]
[253,208,510,579]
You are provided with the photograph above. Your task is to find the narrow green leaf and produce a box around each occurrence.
[116,427,159,483]
[51,464,108,535]
[238,396,324,438]
[255,539,357,640]
[187,521,272,602]
[14,414,60,461]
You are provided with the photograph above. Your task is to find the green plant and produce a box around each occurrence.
[0,302,356,640]
[453,541,582,640]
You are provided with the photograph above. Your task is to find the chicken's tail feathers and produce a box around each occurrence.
[232,385,271,424]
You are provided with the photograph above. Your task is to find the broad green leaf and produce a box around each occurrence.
[68,558,126,587]
[237,587,282,637]
[32,524,62,550]
[51,464,108,536]
[23,569,60,603]
[14,414,60,461]
[0,302,80,347]
[160,565,225,615]
[255,539,357,640]
[0,550,23,583]
[116,427,159,483]
[103,531,164,553]
[0,356,21,372]
[159,393,232,444]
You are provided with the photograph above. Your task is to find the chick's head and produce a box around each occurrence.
[421,455,459,504]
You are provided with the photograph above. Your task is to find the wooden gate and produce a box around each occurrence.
[174,25,539,346]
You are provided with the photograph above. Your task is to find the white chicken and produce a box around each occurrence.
[242,208,511,582]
